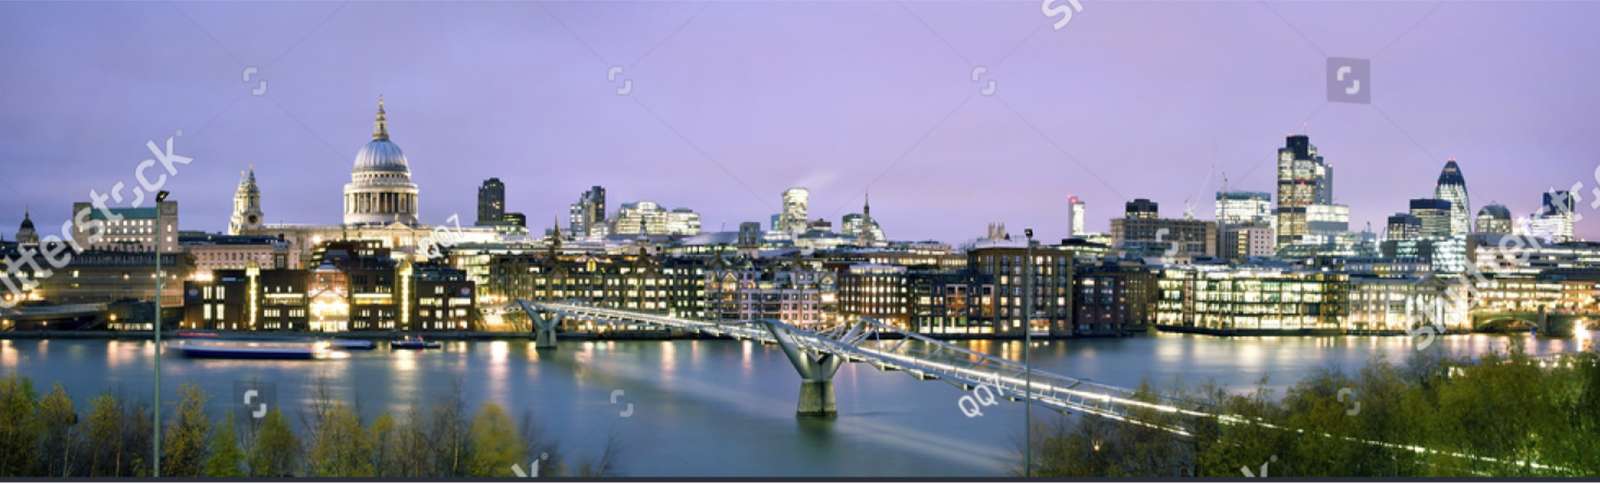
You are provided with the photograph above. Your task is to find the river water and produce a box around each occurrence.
[0,331,1592,477]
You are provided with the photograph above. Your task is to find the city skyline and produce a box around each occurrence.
[2,2,1598,244]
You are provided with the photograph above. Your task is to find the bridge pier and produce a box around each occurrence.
[759,320,841,418]
[515,301,561,349]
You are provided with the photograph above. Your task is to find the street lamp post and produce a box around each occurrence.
[1023,227,1035,478]
[152,190,168,477]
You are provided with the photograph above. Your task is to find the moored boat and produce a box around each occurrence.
[331,339,377,350]
[172,340,324,360]
[390,335,441,350]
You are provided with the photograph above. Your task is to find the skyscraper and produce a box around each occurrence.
[1067,195,1086,237]
[1386,213,1422,241]
[568,185,607,239]
[779,187,810,235]
[1274,135,1337,246]
[1408,198,1453,239]
[476,178,505,227]
[1531,191,1576,242]
[1434,160,1471,236]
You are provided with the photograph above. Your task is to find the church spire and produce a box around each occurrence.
[372,96,389,141]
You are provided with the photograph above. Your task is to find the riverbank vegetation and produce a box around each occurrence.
[0,378,619,478]
[1026,344,1600,477]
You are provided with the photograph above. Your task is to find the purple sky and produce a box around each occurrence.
[2,1,1598,244]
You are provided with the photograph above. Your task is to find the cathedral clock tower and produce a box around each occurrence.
[229,166,264,235]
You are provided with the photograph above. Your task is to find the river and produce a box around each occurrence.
[0,330,1592,477]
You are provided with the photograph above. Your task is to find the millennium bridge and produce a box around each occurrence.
[512,301,1569,473]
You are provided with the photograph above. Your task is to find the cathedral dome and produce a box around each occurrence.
[353,98,410,173]
[344,96,420,227]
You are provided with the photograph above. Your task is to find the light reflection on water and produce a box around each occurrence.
[0,330,1593,477]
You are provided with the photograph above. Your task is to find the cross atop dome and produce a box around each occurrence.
[373,95,389,141]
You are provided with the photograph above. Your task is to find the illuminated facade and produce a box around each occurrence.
[966,244,1074,337]
[705,260,835,328]
[1346,275,1465,332]
[181,240,476,332]
[1157,266,1349,333]
[1275,135,1336,247]
[1072,260,1158,336]
[70,201,179,254]
[837,264,909,330]
[1434,160,1471,236]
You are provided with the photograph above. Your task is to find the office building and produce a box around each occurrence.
[70,200,180,254]
[836,264,910,330]
[568,185,607,239]
[476,178,506,226]
[1409,198,1454,239]
[778,187,810,235]
[1530,191,1577,243]
[1219,224,1276,261]
[181,233,296,272]
[966,244,1074,337]
[1216,191,1273,226]
[1156,265,1349,334]
[1109,199,1217,259]
[1072,259,1158,336]
[1386,213,1422,241]
[1067,195,1086,237]
[1275,135,1336,246]
[1476,204,1513,235]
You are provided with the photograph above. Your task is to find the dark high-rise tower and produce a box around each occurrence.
[476,178,506,226]
[1275,134,1336,246]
